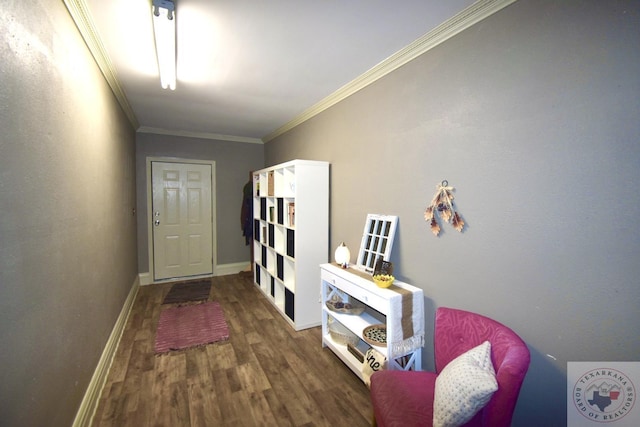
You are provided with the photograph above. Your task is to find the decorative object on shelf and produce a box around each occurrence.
[373,259,393,276]
[363,347,387,386]
[357,214,398,273]
[328,317,359,346]
[334,242,351,268]
[424,180,465,236]
[363,324,388,347]
[347,342,366,363]
[372,274,395,288]
[325,296,365,315]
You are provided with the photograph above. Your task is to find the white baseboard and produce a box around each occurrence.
[215,261,251,276]
[138,272,152,286]
[138,262,251,285]
[72,277,140,427]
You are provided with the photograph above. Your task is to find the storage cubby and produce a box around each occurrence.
[252,160,329,330]
[274,225,285,253]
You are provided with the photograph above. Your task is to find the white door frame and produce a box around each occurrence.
[146,157,217,283]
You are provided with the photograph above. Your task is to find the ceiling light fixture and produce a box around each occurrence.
[151,0,176,90]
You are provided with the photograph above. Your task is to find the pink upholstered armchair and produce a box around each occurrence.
[370,307,530,427]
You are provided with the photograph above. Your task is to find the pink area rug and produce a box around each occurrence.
[155,301,229,354]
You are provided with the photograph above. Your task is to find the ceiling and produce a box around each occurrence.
[83,0,477,143]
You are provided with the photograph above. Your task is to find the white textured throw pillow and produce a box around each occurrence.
[433,341,498,427]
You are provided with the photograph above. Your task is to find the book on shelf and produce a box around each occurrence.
[288,202,295,227]
[268,171,274,196]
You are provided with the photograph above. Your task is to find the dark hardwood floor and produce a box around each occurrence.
[92,273,372,426]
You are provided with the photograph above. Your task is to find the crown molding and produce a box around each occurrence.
[137,126,264,144]
[263,0,518,142]
[64,0,517,144]
[63,0,139,129]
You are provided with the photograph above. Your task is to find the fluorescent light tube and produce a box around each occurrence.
[152,1,176,90]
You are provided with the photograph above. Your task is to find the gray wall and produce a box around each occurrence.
[136,133,264,274]
[266,1,640,425]
[0,1,138,426]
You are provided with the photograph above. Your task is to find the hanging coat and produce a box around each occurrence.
[241,180,253,245]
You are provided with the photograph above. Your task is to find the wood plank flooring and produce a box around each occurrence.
[92,273,372,427]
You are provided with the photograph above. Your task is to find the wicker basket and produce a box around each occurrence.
[328,317,359,346]
[325,297,365,315]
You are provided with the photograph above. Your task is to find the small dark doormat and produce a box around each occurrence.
[155,301,229,354]
[162,280,211,305]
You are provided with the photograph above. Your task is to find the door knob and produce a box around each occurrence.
[154,220,160,226]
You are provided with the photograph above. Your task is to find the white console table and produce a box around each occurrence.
[320,263,424,382]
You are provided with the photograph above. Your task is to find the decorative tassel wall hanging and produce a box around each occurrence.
[424,180,465,236]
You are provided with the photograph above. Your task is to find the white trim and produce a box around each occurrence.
[146,157,217,281]
[138,262,250,286]
[72,277,140,427]
[138,126,264,145]
[62,0,139,129]
[65,0,516,145]
[138,272,153,286]
[143,273,213,285]
[262,0,518,142]
[213,262,251,277]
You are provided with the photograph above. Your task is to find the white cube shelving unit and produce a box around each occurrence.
[252,159,329,330]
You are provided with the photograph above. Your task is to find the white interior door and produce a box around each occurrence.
[152,162,213,280]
